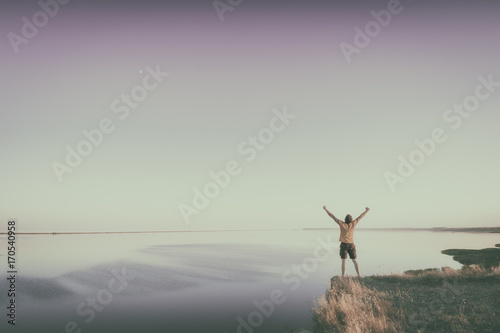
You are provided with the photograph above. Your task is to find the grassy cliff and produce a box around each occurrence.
[313,266,500,332]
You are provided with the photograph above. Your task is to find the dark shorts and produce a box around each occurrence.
[340,242,357,259]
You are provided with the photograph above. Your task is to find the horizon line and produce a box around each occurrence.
[2,226,499,235]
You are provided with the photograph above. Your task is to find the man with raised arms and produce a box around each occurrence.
[323,206,370,277]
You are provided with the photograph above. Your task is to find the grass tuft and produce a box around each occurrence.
[313,277,401,333]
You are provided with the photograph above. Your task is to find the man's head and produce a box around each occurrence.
[345,214,353,224]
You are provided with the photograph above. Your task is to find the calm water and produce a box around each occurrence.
[0,229,498,333]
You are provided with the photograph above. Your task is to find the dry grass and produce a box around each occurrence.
[313,266,500,333]
[313,277,401,333]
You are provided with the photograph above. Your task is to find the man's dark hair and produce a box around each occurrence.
[345,214,353,224]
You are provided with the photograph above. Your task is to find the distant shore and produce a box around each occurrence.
[2,226,499,235]
[429,226,500,233]
[305,227,500,233]
[0,229,302,235]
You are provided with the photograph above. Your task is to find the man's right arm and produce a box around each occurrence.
[323,206,340,224]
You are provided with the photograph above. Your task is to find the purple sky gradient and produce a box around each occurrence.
[1,1,499,231]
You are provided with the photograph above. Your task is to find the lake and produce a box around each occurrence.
[1,229,498,333]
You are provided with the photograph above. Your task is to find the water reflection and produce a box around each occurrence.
[1,230,498,332]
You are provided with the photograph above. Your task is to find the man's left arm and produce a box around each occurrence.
[356,207,370,222]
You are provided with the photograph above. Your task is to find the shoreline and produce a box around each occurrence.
[442,243,500,268]
[2,226,499,235]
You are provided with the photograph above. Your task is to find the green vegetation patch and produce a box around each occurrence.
[442,246,500,268]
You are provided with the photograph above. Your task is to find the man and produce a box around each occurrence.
[322,205,370,277]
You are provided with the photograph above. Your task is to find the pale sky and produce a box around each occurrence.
[1,0,499,232]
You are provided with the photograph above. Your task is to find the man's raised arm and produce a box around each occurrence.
[323,206,340,224]
[356,207,370,222]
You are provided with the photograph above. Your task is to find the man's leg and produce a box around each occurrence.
[341,259,346,276]
[352,259,360,277]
